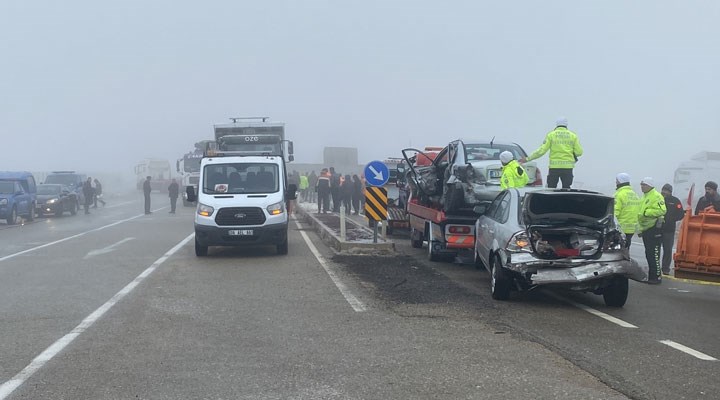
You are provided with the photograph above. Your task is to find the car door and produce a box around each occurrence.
[14,182,29,215]
[476,191,505,267]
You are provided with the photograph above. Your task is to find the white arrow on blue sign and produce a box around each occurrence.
[364,160,389,187]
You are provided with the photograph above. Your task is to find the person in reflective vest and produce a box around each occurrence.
[638,177,667,284]
[499,151,529,189]
[613,173,640,248]
[525,117,583,188]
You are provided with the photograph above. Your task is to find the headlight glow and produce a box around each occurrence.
[267,201,285,215]
[197,203,214,217]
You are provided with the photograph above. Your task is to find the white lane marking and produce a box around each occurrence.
[0,233,195,400]
[103,200,138,209]
[293,216,367,312]
[83,237,135,259]
[0,207,167,264]
[543,291,638,328]
[660,340,718,361]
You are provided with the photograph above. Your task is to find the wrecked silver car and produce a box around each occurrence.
[402,140,542,213]
[473,188,648,307]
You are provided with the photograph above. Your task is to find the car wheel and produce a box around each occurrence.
[27,203,35,221]
[603,276,629,307]
[277,238,289,255]
[491,256,511,300]
[6,207,17,225]
[195,237,208,257]
[410,227,423,248]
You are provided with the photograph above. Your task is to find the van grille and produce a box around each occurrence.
[215,207,266,226]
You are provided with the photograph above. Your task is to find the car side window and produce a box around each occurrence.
[486,192,504,218]
[491,192,511,223]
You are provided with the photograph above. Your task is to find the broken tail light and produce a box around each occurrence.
[603,230,624,251]
[506,231,532,252]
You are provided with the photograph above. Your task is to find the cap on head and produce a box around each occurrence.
[499,151,514,164]
[640,177,654,187]
[661,183,673,193]
[555,116,568,127]
[706,181,718,191]
[616,173,630,184]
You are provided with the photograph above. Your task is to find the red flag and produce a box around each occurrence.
[686,183,695,209]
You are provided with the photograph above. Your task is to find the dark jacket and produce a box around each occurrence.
[143,180,152,195]
[316,174,330,194]
[695,193,720,215]
[663,194,685,232]
[82,181,94,199]
[168,182,179,198]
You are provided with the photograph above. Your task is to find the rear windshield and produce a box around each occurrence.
[45,175,79,187]
[465,144,526,162]
[203,163,280,194]
[527,193,612,220]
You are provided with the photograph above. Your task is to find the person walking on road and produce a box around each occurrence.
[143,176,152,214]
[168,178,179,214]
[351,174,362,215]
[614,173,641,248]
[525,117,583,188]
[499,151,529,189]
[638,177,667,284]
[93,178,106,208]
[694,181,720,215]
[82,177,94,215]
[660,183,685,275]
[316,168,331,214]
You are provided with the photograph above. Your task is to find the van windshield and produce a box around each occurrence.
[203,163,280,194]
[0,181,16,194]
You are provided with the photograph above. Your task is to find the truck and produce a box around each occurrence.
[673,151,720,208]
[176,141,211,207]
[134,158,172,192]
[401,140,541,262]
[186,117,296,257]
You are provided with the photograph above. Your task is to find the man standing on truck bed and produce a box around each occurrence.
[525,117,583,189]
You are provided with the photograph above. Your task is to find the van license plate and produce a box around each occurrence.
[229,229,253,236]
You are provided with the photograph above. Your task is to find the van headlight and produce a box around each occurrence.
[0,199,7,205]
[197,203,214,217]
[267,201,285,216]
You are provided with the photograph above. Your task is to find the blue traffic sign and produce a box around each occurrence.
[364,160,389,187]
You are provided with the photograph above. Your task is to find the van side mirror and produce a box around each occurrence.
[186,186,196,202]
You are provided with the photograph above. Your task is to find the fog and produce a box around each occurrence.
[2,0,718,194]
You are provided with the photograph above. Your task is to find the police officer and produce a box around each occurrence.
[614,173,640,248]
[638,177,667,284]
[499,151,529,189]
[525,117,583,188]
[660,183,685,275]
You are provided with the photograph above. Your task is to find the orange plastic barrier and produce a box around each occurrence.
[674,210,720,282]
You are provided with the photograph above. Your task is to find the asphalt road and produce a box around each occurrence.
[0,194,716,399]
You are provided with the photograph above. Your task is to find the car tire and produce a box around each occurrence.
[410,227,423,248]
[195,237,208,257]
[6,207,17,225]
[277,238,289,255]
[27,203,35,221]
[603,276,629,307]
[491,256,511,300]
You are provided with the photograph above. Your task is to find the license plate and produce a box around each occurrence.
[488,170,502,179]
[228,229,254,236]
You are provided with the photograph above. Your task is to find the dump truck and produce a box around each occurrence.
[673,208,720,282]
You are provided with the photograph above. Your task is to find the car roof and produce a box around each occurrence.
[0,171,34,180]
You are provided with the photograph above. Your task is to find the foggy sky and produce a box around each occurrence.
[2,0,719,194]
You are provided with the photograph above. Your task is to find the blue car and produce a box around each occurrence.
[0,171,38,225]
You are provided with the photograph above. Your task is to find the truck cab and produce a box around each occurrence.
[187,118,296,256]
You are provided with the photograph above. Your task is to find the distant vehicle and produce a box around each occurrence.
[36,184,78,217]
[177,142,210,206]
[134,159,172,192]
[0,171,38,224]
[673,151,720,207]
[473,188,647,307]
[43,171,87,205]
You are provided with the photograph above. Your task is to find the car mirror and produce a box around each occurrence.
[473,205,487,215]
[186,186,196,202]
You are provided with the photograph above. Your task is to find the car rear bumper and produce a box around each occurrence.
[505,253,648,285]
[194,222,288,247]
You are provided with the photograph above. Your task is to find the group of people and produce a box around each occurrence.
[499,116,720,285]
[312,167,364,215]
[81,177,106,214]
[142,176,180,215]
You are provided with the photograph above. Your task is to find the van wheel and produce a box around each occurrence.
[277,238,289,255]
[7,207,17,225]
[195,238,208,257]
[410,227,424,248]
[27,203,35,221]
[491,256,511,300]
[603,276,629,307]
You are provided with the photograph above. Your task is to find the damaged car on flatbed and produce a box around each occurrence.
[473,188,648,307]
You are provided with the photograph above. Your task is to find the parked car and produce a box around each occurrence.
[473,188,647,307]
[36,184,78,217]
[43,171,87,205]
[0,171,38,224]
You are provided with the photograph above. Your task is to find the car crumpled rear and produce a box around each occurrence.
[508,191,648,287]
